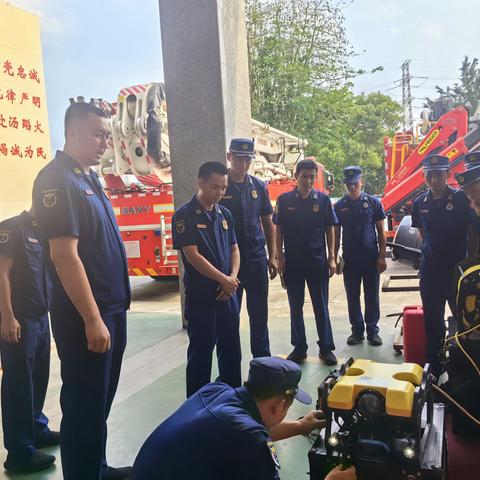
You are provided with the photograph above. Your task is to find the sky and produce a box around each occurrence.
[5,0,480,152]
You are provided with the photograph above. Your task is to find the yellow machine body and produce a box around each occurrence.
[327,359,424,418]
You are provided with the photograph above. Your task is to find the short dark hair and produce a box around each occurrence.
[295,159,318,176]
[64,102,107,135]
[243,381,296,404]
[198,161,228,180]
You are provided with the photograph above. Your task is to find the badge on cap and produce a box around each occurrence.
[430,157,438,164]
[267,441,281,470]
[242,143,249,150]
[446,202,453,211]
[222,219,229,230]
[175,220,185,234]
[42,189,58,208]
[0,231,10,244]
[251,190,258,199]
[363,201,369,209]
[313,204,319,213]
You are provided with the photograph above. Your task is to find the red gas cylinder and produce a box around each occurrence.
[402,305,427,366]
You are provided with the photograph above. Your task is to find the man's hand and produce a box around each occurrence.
[268,258,278,280]
[376,255,387,274]
[299,410,326,435]
[328,255,337,278]
[219,275,239,296]
[0,314,21,343]
[85,318,111,353]
[326,465,357,480]
[216,286,233,302]
[277,253,285,276]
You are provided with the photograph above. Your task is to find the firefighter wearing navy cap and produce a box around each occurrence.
[220,138,276,358]
[273,158,337,366]
[173,162,242,398]
[463,151,480,170]
[133,356,357,480]
[334,166,386,347]
[0,209,58,474]
[412,154,477,377]
[32,102,132,480]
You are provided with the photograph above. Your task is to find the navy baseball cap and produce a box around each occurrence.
[423,154,449,171]
[464,151,480,170]
[343,166,362,184]
[229,138,255,157]
[246,356,312,405]
[455,165,480,189]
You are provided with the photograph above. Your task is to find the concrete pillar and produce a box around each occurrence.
[158,0,252,325]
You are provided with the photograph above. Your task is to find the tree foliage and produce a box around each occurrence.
[245,0,402,195]
[425,56,480,114]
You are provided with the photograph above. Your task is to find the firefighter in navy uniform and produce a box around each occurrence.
[273,158,337,366]
[220,138,277,358]
[32,102,132,480]
[411,154,477,377]
[172,161,242,397]
[334,166,386,347]
[0,209,58,474]
[132,356,354,480]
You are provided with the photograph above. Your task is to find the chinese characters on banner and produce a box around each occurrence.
[0,60,48,160]
[0,2,51,219]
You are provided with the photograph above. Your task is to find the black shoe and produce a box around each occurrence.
[367,334,383,346]
[35,430,60,448]
[102,465,133,480]
[4,450,56,474]
[347,334,365,345]
[319,351,338,366]
[286,350,308,363]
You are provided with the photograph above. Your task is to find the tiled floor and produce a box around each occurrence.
[0,262,423,479]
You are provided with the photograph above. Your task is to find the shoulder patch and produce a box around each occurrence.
[267,441,281,470]
[41,189,58,208]
[0,231,11,244]
[175,220,185,234]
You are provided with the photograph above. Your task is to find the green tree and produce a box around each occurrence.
[425,56,480,113]
[246,0,354,130]
[245,0,403,196]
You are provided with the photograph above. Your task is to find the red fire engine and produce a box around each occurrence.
[382,104,480,266]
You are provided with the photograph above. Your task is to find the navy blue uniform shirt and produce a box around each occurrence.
[133,383,279,480]
[220,174,273,263]
[32,151,130,315]
[0,211,49,318]
[273,188,336,266]
[172,196,237,299]
[334,192,386,265]
[411,186,475,268]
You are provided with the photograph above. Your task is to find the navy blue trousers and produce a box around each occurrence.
[237,258,271,358]
[284,264,335,354]
[419,263,453,375]
[343,261,380,338]
[51,307,127,480]
[185,295,241,398]
[0,313,50,456]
